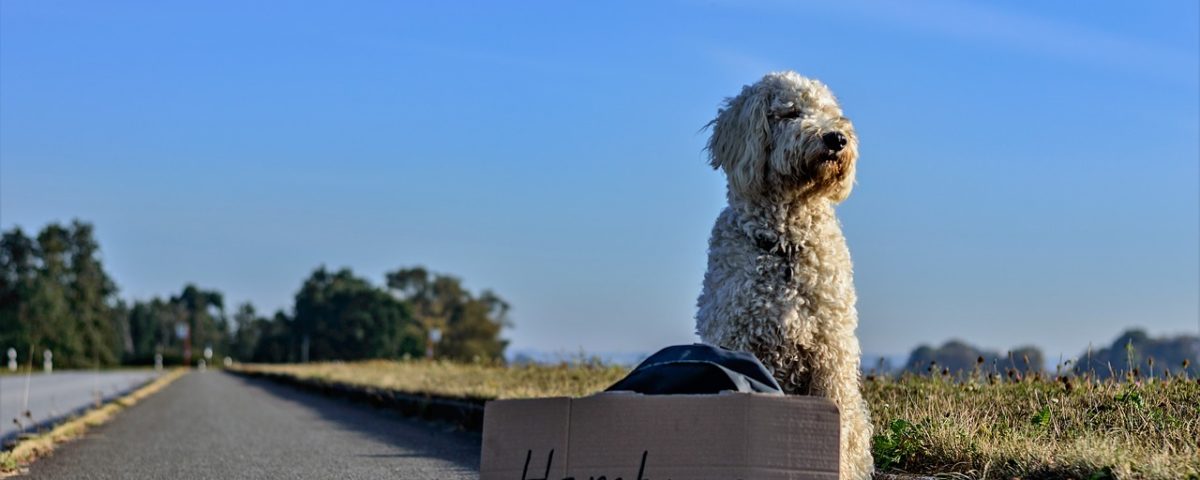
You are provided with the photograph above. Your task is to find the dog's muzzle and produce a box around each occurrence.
[821,132,847,152]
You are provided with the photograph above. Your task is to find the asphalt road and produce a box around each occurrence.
[22,371,481,479]
[0,371,159,443]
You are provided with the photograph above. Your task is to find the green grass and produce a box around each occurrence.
[239,361,1200,479]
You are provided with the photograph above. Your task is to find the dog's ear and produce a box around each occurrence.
[707,84,770,196]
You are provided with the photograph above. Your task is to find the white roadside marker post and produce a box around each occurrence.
[202,346,213,372]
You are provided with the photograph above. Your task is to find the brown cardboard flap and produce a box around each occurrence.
[568,393,753,471]
[744,395,841,472]
[481,393,840,480]
[639,466,839,479]
[480,397,570,479]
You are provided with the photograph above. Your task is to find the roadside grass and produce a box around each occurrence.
[865,372,1200,480]
[0,368,187,477]
[237,359,629,400]
[240,360,1200,480]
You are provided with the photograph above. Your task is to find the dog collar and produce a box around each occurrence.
[754,234,794,259]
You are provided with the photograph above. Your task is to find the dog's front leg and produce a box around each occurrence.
[807,326,874,480]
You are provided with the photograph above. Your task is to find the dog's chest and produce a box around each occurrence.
[739,209,853,300]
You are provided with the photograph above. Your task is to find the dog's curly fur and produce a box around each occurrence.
[695,71,873,480]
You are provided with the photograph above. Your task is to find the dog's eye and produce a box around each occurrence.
[772,110,803,120]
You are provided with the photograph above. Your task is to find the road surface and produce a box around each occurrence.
[0,371,159,443]
[23,371,481,479]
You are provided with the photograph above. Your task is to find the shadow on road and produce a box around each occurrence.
[228,374,481,473]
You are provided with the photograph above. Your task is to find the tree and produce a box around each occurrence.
[126,297,185,364]
[33,224,86,365]
[1074,329,1199,378]
[903,339,1045,377]
[64,221,123,366]
[172,285,226,362]
[439,289,509,362]
[292,267,422,361]
[1008,346,1045,375]
[386,266,510,362]
[123,285,229,366]
[230,302,265,362]
[4,221,516,367]
[251,311,296,363]
[0,221,123,368]
[0,228,39,357]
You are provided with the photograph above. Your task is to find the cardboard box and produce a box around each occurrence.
[480,392,840,480]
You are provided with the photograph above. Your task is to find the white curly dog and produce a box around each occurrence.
[696,71,873,480]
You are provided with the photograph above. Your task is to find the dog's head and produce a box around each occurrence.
[707,71,857,202]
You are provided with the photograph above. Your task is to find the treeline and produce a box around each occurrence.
[1073,329,1199,379]
[897,330,1199,379]
[898,340,1045,378]
[0,221,126,367]
[0,220,509,368]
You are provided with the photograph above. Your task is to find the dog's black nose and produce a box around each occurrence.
[822,132,847,152]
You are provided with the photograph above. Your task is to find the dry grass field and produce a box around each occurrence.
[238,361,1199,480]
[864,372,1199,479]
[238,359,629,400]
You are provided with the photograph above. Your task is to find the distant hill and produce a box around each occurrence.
[507,328,1200,381]
[1072,329,1199,379]
[507,348,649,367]
[861,353,909,374]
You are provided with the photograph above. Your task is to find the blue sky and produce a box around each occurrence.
[2,0,1197,361]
